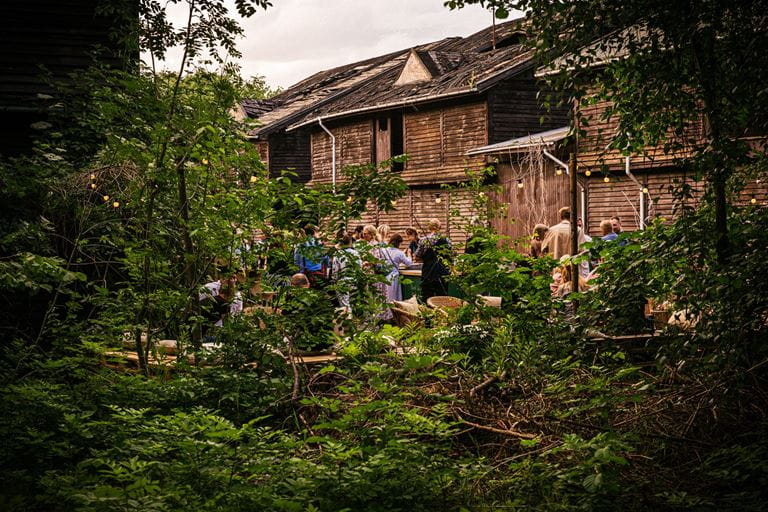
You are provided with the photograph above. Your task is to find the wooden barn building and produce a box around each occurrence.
[240,20,569,246]
[0,0,135,157]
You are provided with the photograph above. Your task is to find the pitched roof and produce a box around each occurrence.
[244,19,531,138]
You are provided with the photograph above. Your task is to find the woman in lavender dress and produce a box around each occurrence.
[380,233,413,302]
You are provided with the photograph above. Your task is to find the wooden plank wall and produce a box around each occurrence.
[311,120,373,185]
[255,141,269,170]
[402,102,488,185]
[269,129,311,182]
[489,158,570,245]
[585,170,705,235]
[578,90,703,171]
[486,72,570,144]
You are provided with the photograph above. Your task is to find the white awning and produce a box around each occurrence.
[466,126,569,156]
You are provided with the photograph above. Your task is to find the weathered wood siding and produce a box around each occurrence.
[268,129,311,182]
[311,120,373,184]
[487,72,570,144]
[255,141,269,170]
[402,102,488,185]
[0,0,135,156]
[489,159,570,245]
[585,169,705,234]
[578,90,703,171]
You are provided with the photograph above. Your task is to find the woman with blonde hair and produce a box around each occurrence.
[362,224,381,243]
[530,223,548,258]
[377,224,391,242]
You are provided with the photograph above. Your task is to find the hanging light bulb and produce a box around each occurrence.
[603,176,611,183]
[112,201,120,208]
[90,173,96,180]
[751,197,757,204]
[585,170,592,177]
[249,175,258,183]
[556,168,563,176]
[642,187,649,194]
[102,195,110,202]
[90,183,97,189]
[202,158,209,165]
[517,179,524,189]
[435,194,442,204]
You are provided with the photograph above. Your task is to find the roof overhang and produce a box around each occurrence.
[467,126,569,156]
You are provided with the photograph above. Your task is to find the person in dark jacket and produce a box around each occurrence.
[415,218,452,301]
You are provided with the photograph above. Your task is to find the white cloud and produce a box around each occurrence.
[155,0,517,89]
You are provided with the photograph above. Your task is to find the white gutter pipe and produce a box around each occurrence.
[544,149,588,229]
[624,156,645,229]
[318,118,336,194]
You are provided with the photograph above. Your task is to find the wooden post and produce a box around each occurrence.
[570,152,579,297]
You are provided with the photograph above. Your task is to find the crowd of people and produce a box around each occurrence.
[198,218,455,333]
[532,206,624,300]
[198,208,625,333]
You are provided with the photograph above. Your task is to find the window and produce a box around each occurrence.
[375,113,404,172]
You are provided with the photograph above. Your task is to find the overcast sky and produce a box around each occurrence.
[161,0,520,90]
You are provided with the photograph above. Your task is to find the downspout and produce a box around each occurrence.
[624,156,645,229]
[318,118,336,194]
[544,148,588,228]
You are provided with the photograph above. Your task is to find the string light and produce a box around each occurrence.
[90,183,97,189]
[89,173,96,180]
[751,196,757,204]
[202,158,209,165]
[435,194,442,204]
[112,201,120,208]
[102,195,110,202]
[249,175,257,183]
[603,176,611,183]
[556,168,563,176]
[642,187,649,194]
[585,170,591,177]
[517,179,524,189]
[346,196,353,203]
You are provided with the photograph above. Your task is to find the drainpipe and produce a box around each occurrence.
[318,118,336,193]
[544,148,588,228]
[624,156,645,229]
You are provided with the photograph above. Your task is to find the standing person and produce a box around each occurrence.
[542,207,587,260]
[577,217,592,278]
[331,234,361,312]
[600,220,618,241]
[377,224,391,242]
[362,224,392,320]
[380,233,413,302]
[415,218,453,301]
[530,224,549,258]
[293,224,327,287]
[611,216,623,234]
[404,227,420,260]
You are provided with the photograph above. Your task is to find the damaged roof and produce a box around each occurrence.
[244,19,532,138]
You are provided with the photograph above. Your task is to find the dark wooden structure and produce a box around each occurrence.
[241,20,569,246]
[0,0,135,156]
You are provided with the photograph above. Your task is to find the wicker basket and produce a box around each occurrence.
[391,307,422,327]
[427,296,466,309]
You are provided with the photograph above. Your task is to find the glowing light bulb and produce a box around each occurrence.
[90,183,97,189]
[603,176,610,183]
[90,173,96,180]
[202,158,209,165]
[751,197,757,204]
[346,196,353,203]
[642,187,648,194]
[517,180,524,189]
[435,196,442,204]
[585,170,591,177]
[102,195,110,202]
[112,201,120,208]
[249,175,257,183]
[556,168,563,176]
